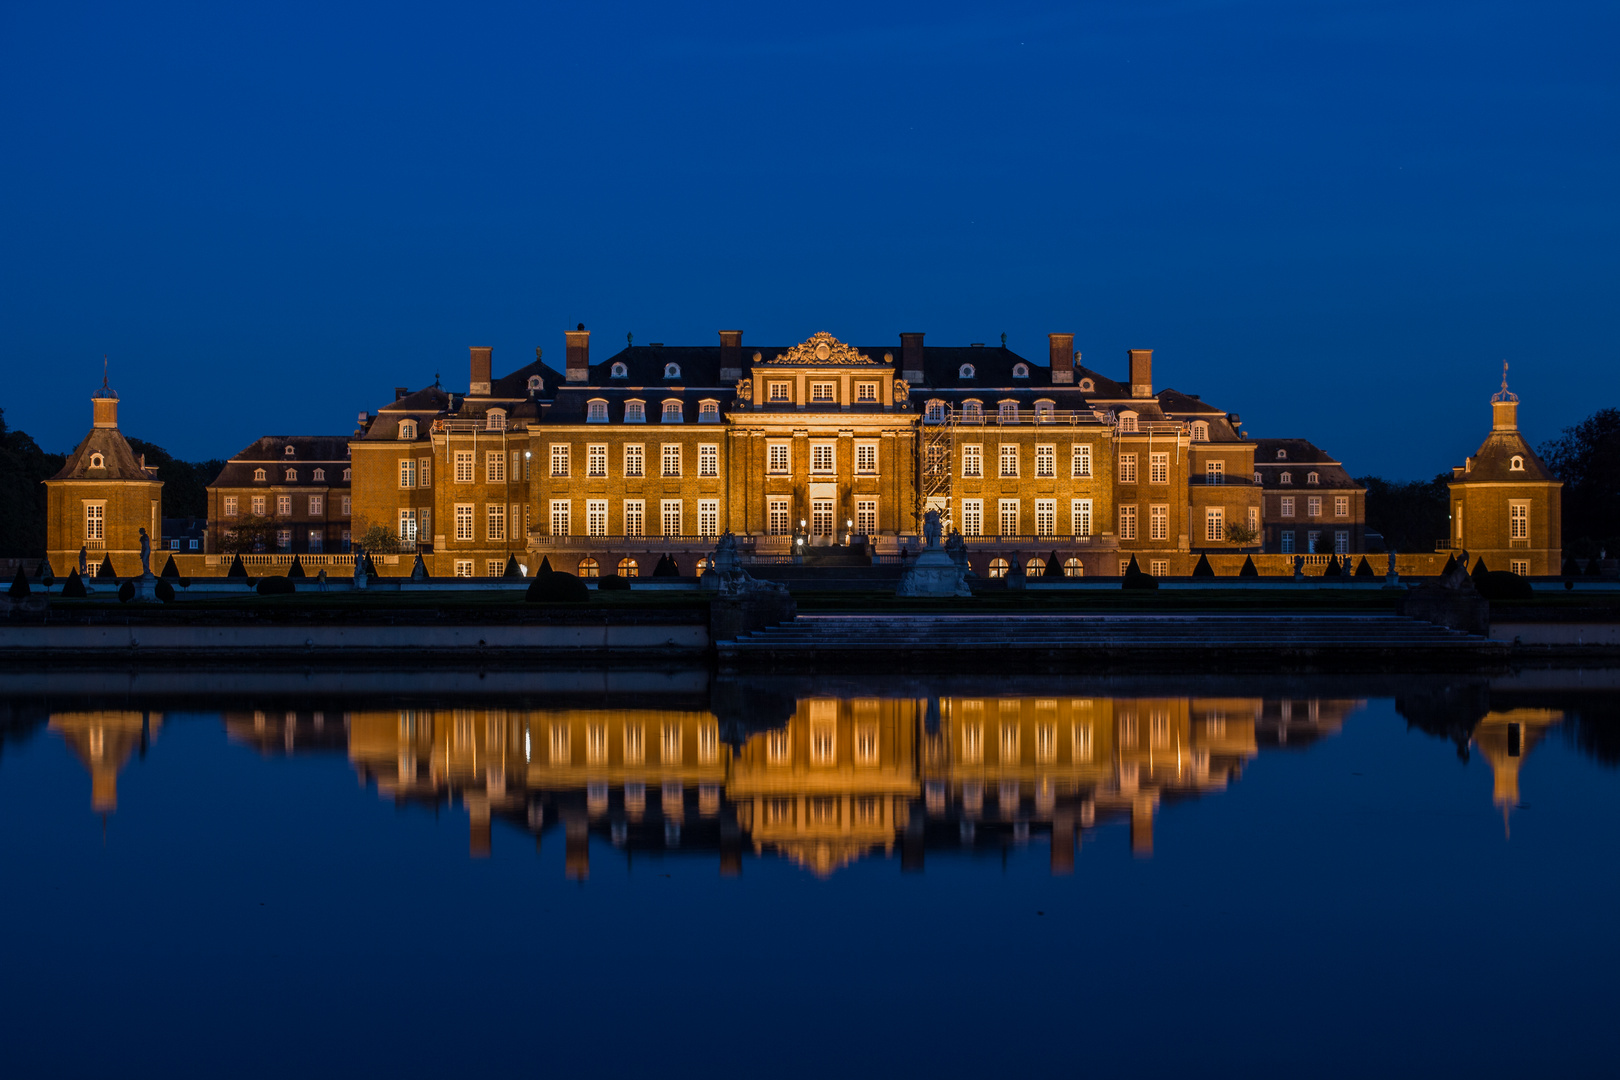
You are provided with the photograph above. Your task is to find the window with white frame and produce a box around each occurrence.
[661,444,681,477]
[1307,496,1322,517]
[624,500,644,536]
[1072,443,1092,477]
[1118,412,1139,433]
[284,468,297,482]
[611,362,628,379]
[1206,506,1224,542]
[624,400,645,423]
[1036,499,1055,536]
[1281,496,1295,517]
[546,444,568,477]
[766,442,789,474]
[452,560,472,578]
[1036,445,1055,477]
[549,500,570,536]
[1335,496,1348,517]
[769,382,791,403]
[1119,453,1138,484]
[308,495,322,515]
[586,444,606,477]
[587,399,608,423]
[1510,502,1528,539]
[999,444,1019,478]
[485,409,505,431]
[1248,506,1259,534]
[1253,471,1262,484]
[624,444,644,477]
[698,500,718,537]
[398,419,419,440]
[486,559,504,577]
[962,400,982,419]
[486,451,505,483]
[586,500,607,537]
[663,363,681,380]
[1206,460,1224,485]
[856,382,877,403]
[455,504,474,541]
[1335,530,1349,554]
[961,499,983,537]
[811,499,834,536]
[254,468,266,481]
[855,442,877,474]
[999,499,1020,536]
[487,504,505,541]
[810,442,834,474]
[313,468,325,481]
[924,399,945,421]
[343,468,351,481]
[959,363,975,379]
[768,498,790,536]
[1191,421,1209,442]
[662,400,683,423]
[1150,452,1168,484]
[1510,455,1524,471]
[661,500,682,536]
[1281,530,1295,553]
[223,497,239,517]
[856,499,877,535]
[1307,530,1321,553]
[699,444,718,477]
[998,401,1019,422]
[1280,471,1292,484]
[810,382,835,403]
[84,502,104,541]
[1072,499,1092,536]
[275,529,292,551]
[251,495,266,515]
[1511,559,1529,576]
[1119,505,1138,540]
[277,495,291,516]
[1308,471,1320,485]
[962,444,982,478]
[1150,504,1168,541]
[699,399,720,422]
[454,451,473,483]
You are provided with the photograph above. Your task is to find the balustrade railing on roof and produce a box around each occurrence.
[433,418,524,434]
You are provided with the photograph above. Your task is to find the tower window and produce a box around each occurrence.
[89,453,104,469]
[1510,455,1524,471]
[284,445,295,456]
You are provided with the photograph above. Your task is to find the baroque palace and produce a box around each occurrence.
[44,328,1561,578]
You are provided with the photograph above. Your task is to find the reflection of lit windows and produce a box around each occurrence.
[1118,712,1138,747]
[1000,724,1020,763]
[1150,711,1171,749]
[698,724,718,764]
[586,724,607,764]
[854,795,880,825]
[625,782,646,816]
[765,797,793,825]
[699,784,721,816]
[1205,712,1226,738]
[623,724,644,765]
[661,724,682,763]
[809,796,838,825]
[767,730,791,765]
[855,724,879,765]
[550,725,570,763]
[1036,723,1056,764]
[811,722,836,765]
[961,723,983,764]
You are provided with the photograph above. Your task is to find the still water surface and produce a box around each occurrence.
[2,670,1618,1078]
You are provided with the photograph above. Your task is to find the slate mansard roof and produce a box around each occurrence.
[1252,439,1362,491]
[210,436,355,488]
[1455,429,1556,483]
[50,426,159,482]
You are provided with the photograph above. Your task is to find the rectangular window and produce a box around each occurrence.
[999,499,1020,537]
[624,500,644,537]
[275,529,292,551]
[454,451,473,483]
[1511,559,1529,576]
[483,503,503,541]
[810,382,835,403]
[1119,453,1138,484]
[399,459,416,488]
[1206,460,1224,485]
[1206,506,1224,542]
[308,495,322,515]
[1307,530,1321,553]
[812,499,834,536]
[399,509,417,542]
[1150,504,1168,541]
[454,504,473,541]
[484,559,502,577]
[698,500,718,537]
[276,496,291,516]
[1334,529,1349,554]
[85,502,104,541]
[550,444,569,478]
[1119,504,1138,540]
[767,443,790,474]
[661,500,682,537]
[1035,499,1055,537]
[1335,496,1349,517]
[768,498,790,536]
[1280,496,1295,518]
[810,443,835,474]
[1150,452,1168,484]
[1072,499,1092,537]
[962,445,982,478]
[856,499,877,535]
[624,444,644,478]
[341,495,351,517]
[1150,559,1169,577]
[583,500,607,537]
[855,442,877,474]
[454,560,473,578]
[223,496,238,518]
[662,444,681,477]
[1305,496,1321,517]
[587,444,607,477]
[699,444,718,477]
[1072,443,1092,478]
[1036,445,1055,477]
[1510,502,1528,539]
[961,499,983,537]
[856,381,877,403]
[768,381,790,402]
[251,496,266,516]
[1281,530,1295,554]
[486,451,505,483]
[999,444,1019,478]
[420,457,431,487]
[549,500,570,537]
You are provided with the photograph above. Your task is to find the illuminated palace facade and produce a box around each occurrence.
[347,328,1366,578]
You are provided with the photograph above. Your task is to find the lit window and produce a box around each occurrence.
[1119,453,1138,484]
[1119,505,1138,540]
[856,382,877,402]
[856,499,876,534]
[1034,399,1054,420]
[961,500,982,537]
[1335,496,1348,517]
[769,382,791,402]
[698,499,718,537]
[699,444,718,477]
[618,557,639,577]
[811,382,835,403]
[987,558,1008,580]
[661,499,682,537]
[586,501,606,537]
[1012,363,1029,378]
[1206,506,1224,542]
[998,499,1019,536]
[962,400,983,420]
[962,445,982,478]
[999,444,1019,478]
[587,444,607,477]
[768,498,790,535]
[486,409,506,431]
[767,443,790,473]
[623,502,643,537]
[308,495,322,515]
[487,503,505,541]
[549,500,570,537]
[1191,421,1209,442]
[661,400,683,423]
[662,444,681,477]
[1510,455,1524,471]
[1064,557,1083,577]
[276,496,291,515]
[1118,412,1139,433]
[959,364,975,379]
[1510,502,1528,539]
[925,399,946,421]
[1072,444,1092,477]
[699,399,720,422]
[454,451,473,482]
[89,453,104,469]
[486,451,505,483]
[1072,499,1092,537]
[455,504,474,540]
[1206,460,1224,485]
[611,362,628,379]
[811,443,835,474]
[624,400,645,423]
[1150,452,1168,484]
[624,444,644,477]
[855,442,877,474]
[254,468,266,481]
[999,401,1019,422]
[223,496,238,517]
[587,399,608,422]
[550,444,569,477]
[664,362,681,379]
[1151,504,1168,540]
[1036,499,1055,536]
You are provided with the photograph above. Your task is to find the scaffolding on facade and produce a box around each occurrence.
[919,407,957,532]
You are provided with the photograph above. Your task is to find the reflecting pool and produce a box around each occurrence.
[3,669,1618,1078]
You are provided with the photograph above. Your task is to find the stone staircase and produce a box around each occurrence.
[717,613,1507,669]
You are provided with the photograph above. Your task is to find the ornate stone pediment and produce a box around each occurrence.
[771,332,875,366]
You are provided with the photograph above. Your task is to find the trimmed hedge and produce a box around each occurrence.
[526,572,590,603]
[256,576,296,595]
[597,573,632,591]
[1476,570,1534,601]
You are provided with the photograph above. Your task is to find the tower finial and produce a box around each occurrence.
[1501,359,1509,394]
[102,354,109,388]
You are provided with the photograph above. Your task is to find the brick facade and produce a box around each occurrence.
[44,379,163,577]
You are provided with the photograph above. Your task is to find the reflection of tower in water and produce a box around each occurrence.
[1471,708,1562,837]
[50,711,159,814]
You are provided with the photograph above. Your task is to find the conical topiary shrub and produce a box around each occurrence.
[8,567,30,599]
[160,554,180,579]
[654,554,680,577]
[37,558,55,586]
[1192,553,1215,578]
[1322,555,1342,577]
[286,556,306,579]
[1472,557,1490,585]
[1440,554,1457,579]
[410,554,429,581]
[1122,554,1158,591]
[227,553,248,578]
[99,553,117,582]
[1239,555,1259,578]
[502,555,523,579]
[61,569,87,598]
[539,555,554,574]
[1354,556,1374,578]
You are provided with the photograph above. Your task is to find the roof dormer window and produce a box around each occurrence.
[663,363,681,380]
[1012,363,1029,379]
[661,399,683,423]
[1191,421,1209,442]
[89,453,104,469]
[528,375,543,392]
[1307,471,1319,485]
[611,362,628,379]
[284,445,295,456]
[398,420,417,440]
[1276,449,1287,460]
[486,409,506,431]
[1078,378,1094,392]
[998,400,1020,422]
[925,399,946,423]
[587,399,609,423]
[962,399,983,420]
[1510,455,1525,471]
[343,468,351,481]
[1118,412,1139,433]
[624,400,646,423]
[1034,399,1055,420]
[699,399,721,422]
[254,468,267,481]
[959,363,976,379]
[285,468,297,481]
[1280,471,1292,485]
[313,468,326,481]
[1253,471,1262,484]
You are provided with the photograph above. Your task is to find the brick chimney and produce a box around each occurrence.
[469,347,492,396]
[1049,334,1075,385]
[719,330,743,382]
[900,332,925,384]
[1129,349,1154,398]
[565,323,590,383]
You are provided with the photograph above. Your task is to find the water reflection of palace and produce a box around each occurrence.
[49,710,160,813]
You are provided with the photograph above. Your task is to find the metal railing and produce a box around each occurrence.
[433,419,526,434]
[526,534,722,547]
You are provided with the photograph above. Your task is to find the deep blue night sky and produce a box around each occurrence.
[2,1,1615,478]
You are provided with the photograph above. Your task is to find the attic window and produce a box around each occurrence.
[587,399,608,422]
[664,363,681,380]
[313,468,325,481]
[1280,471,1292,485]
[1253,471,1262,484]
[1276,449,1287,460]
[1307,471,1320,485]
[998,400,1020,422]
[662,399,683,422]
[1118,412,1139,433]
[1510,455,1524,471]
[1012,363,1029,379]
[398,420,417,440]
[1191,421,1209,442]
[699,399,721,422]
[486,409,506,431]
[962,399,983,420]
[284,445,295,457]
[924,399,946,422]
[254,468,267,481]
[343,468,351,480]
[285,468,297,482]
[1078,378,1094,392]
[528,375,543,392]
[611,363,628,379]
[1034,399,1055,420]
[89,453,105,469]
[959,364,976,379]
[625,400,646,423]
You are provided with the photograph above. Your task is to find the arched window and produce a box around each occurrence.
[699,399,721,422]
[962,399,983,420]
[1078,378,1094,392]
[988,557,1009,579]
[1026,556,1047,575]
[1118,412,1139,433]
[1280,471,1292,485]
[661,399,683,423]
[1012,363,1029,379]
[1064,557,1084,577]
[924,399,946,422]
[959,363,976,379]
[1307,471,1319,485]
[611,362,628,379]
[284,445,296,456]
[254,468,267,481]
[528,375,543,393]
[1276,449,1288,460]
[664,362,681,379]
[624,400,646,423]
[485,409,506,431]
[399,420,417,440]
[1510,455,1525,471]
[998,400,1020,422]
[1191,421,1209,442]
[285,468,297,482]
[577,556,599,578]
[1034,399,1055,420]
[343,468,351,481]
[696,556,712,577]
[89,453,104,469]
[618,557,639,578]
[313,468,325,481]
[587,399,609,423]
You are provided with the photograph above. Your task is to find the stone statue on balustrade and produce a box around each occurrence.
[897,513,972,598]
